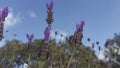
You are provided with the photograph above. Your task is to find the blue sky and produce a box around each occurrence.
[0,0,120,57]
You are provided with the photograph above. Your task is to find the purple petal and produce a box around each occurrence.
[81,21,85,27]
[44,26,51,40]
[2,7,9,20]
[51,1,54,7]
[46,1,54,10]
[80,21,85,29]
[30,34,34,41]
[46,3,51,10]
[26,34,30,40]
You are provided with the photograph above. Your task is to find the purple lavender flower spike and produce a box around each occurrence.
[44,26,50,40]
[76,21,85,31]
[50,1,54,10]
[26,34,34,49]
[26,34,34,41]
[46,1,54,11]
[2,7,9,21]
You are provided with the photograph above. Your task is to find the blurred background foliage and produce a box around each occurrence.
[0,33,120,68]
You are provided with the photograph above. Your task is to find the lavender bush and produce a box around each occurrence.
[0,1,119,68]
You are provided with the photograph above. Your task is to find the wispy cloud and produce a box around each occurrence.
[50,29,67,43]
[4,10,22,29]
[27,11,37,18]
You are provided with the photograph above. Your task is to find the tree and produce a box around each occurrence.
[104,33,120,68]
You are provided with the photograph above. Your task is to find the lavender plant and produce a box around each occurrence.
[0,7,9,41]
[46,0,54,26]
[26,34,34,50]
[0,1,118,68]
[37,1,54,67]
[67,21,85,68]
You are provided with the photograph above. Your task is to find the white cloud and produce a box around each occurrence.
[0,39,5,47]
[27,11,37,18]
[4,11,22,29]
[50,29,67,43]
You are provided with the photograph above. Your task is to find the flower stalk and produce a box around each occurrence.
[0,7,9,41]
[67,21,85,68]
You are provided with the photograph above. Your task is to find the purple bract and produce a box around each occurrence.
[46,1,54,11]
[76,21,85,31]
[44,26,51,40]
[26,34,34,41]
[0,7,9,21]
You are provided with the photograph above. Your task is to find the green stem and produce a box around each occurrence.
[67,47,76,68]
[38,61,45,68]
[60,59,62,68]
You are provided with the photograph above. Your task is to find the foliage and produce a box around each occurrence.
[104,33,120,68]
[0,38,108,68]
